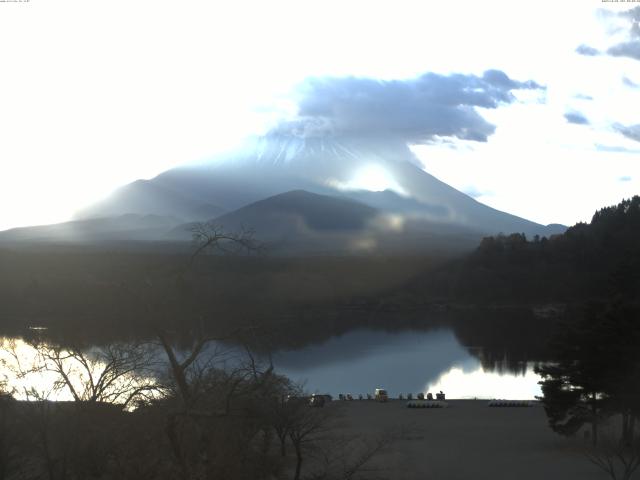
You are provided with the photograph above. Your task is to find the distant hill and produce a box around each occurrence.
[214,189,378,233]
[168,189,489,255]
[75,134,564,239]
[169,190,378,239]
[0,214,182,245]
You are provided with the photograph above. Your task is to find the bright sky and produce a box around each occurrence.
[1,0,639,230]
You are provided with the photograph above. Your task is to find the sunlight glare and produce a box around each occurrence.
[424,365,543,400]
[346,164,405,194]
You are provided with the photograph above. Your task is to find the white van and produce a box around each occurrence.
[374,388,388,402]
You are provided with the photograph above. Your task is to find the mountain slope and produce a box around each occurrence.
[75,134,563,239]
[167,190,381,253]
[77,179,226,222]
[0,214,182,244]
[168,189,488,255]
[211,190,378,233]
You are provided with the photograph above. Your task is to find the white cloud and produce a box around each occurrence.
[0,0,638,230]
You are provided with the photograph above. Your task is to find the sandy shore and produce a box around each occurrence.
[330,400,608,480]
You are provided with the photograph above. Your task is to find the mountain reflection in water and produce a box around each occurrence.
[0,320,547,401]
[271,328,542,399]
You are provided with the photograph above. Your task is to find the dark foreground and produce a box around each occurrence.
[334,400,607,480]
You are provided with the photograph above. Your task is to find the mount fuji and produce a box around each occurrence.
[2,134,565,253]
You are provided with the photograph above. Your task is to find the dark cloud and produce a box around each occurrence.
[564,111,590,125]
[620,6,640,24]
[608,41,640,60]
[604,7,640,61]
[576,44,601,56]
[275,70,543,143]
[481,69,542,90]
[614,123,640,142]
[619,176,632,182]
[623,76,639,88]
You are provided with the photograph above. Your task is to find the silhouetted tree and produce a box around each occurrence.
[0,391,20,480]
[28,340,161,409]
[537,302,640,446]
[189,221,262,265]
[585,425,640,480]
[288,405,334,480]
[433,196,640,303]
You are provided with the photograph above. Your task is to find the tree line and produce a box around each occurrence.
[429,196,640,479]
[418,196,640,303]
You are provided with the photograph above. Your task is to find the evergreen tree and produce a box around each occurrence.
[536,302,640,446]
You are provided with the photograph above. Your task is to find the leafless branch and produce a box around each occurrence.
[585,429,640,480]
[189,221,263,266]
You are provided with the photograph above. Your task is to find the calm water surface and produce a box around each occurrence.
[0,327,543,401]
[271,328,542,399]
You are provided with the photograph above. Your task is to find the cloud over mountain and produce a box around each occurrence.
[272,70,543,144]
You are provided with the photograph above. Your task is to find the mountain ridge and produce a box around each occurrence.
[76,134,564,238]
[4,134,566,252]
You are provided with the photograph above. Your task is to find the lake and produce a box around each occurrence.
[271,328,543,399]
[0,326,544,402]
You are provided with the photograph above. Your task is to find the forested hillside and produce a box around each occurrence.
[418,196,640,303]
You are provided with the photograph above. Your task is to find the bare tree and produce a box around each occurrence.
[155,330,291,480]
[158,219,265,411]
[159,220,262,409]
[28,340,161,410]
[189,221,262,265]
[288,405,336,480]
[0,391,20,480]
[149,222,268,479]
[310,430,398,480]
[157,332,217,410]
[1,339,71,480]
[585,430,640,480]
[284,403,398,480]
[272,393,297,458]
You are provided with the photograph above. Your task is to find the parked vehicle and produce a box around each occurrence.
[374,388,388,402]
[309,394,332,407]
[309,394,325,407]
[286,394,310,405]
